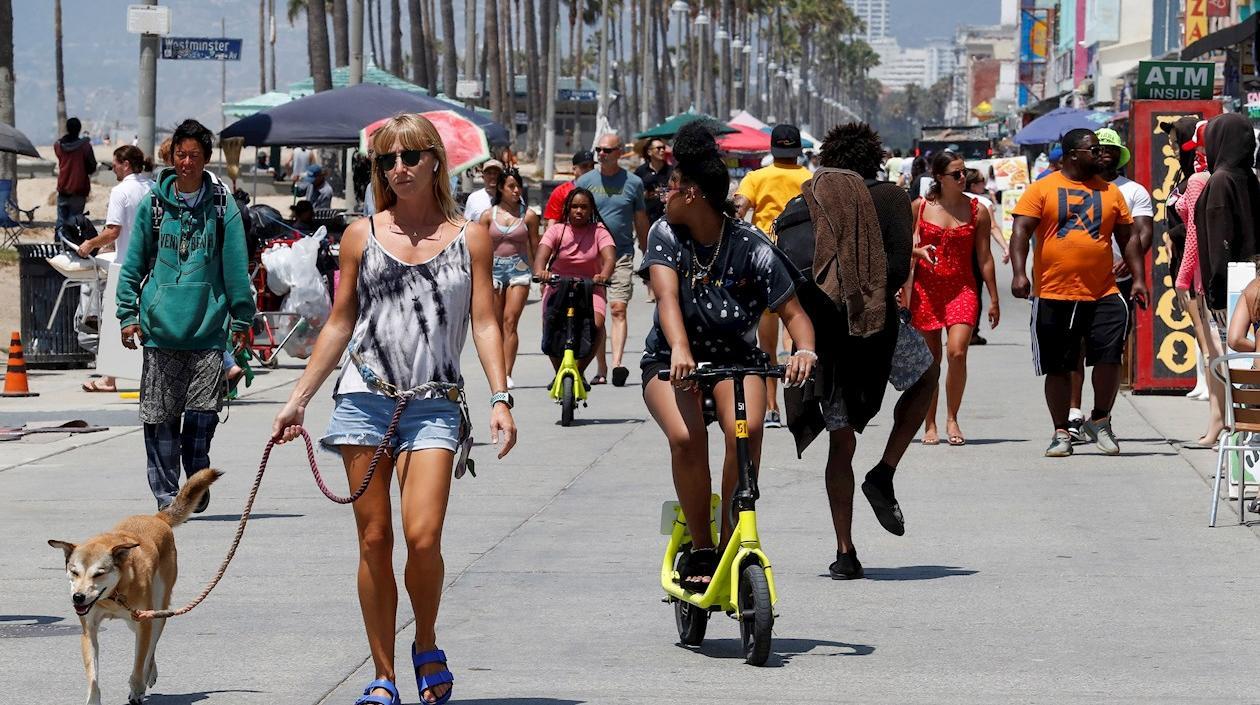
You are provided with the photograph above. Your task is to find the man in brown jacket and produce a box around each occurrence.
[53,117,97,233]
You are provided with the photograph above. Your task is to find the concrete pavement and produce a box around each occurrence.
[2,272,1256,704]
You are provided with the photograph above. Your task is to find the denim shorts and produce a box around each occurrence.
[492,254,531,289]
[321,392,463,454]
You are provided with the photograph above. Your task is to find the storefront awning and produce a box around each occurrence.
[1182,14,1260,60]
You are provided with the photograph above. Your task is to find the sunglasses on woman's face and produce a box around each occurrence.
[375,149,428,171]
[942,169,966,181]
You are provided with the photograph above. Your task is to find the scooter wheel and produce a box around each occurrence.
[560,377,575,426]
[739,563,773,666]
[674,599,709,646]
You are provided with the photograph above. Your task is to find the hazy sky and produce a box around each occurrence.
[889,0,1002,43]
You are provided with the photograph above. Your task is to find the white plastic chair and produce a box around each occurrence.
[1209,353,1260,526]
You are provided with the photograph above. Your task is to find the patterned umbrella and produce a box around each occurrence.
[361,110,492,174]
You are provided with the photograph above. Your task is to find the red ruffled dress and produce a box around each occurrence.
[911,198,980,331]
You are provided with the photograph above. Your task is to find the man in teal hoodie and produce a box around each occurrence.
[116,118,256,510]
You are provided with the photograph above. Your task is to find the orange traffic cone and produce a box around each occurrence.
[2,331,38,397]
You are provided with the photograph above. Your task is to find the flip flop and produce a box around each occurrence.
[921,436,940,446]
[589,374,607,386]
[948,435,966,446]
[81,379,117,393]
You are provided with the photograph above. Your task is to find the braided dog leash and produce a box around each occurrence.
[129,380,462,620]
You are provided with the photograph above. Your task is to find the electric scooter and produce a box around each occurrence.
[657,363,784,666]
[535,275,601,426]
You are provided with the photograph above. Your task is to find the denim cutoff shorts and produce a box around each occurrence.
[492,254,531,289]
[321,392,462,454]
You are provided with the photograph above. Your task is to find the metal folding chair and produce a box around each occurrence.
[1209,353,1260,526]
[0,178,26,248]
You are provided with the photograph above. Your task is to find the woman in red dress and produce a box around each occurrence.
[909,151,1000,445]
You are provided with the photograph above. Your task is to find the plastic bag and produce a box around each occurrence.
[280,228,331,358]
[260,243,293,296]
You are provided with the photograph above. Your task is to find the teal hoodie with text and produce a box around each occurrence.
[115,168,255,350]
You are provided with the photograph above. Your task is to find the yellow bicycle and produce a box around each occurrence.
[656,363,784,666]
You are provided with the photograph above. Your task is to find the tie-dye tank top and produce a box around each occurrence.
[335,218,472,398]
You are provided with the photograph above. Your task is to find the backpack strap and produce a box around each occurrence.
[148,194,164,273]
[211,181,228,248]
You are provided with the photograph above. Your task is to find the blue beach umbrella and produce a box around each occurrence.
[1013,107,1113,146]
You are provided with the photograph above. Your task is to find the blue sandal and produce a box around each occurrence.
[411,643,454,705]
[354,678,401,705]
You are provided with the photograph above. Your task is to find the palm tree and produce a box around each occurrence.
[440,0,458,97]
[408,0,428,86]
[308,0,334,91]
[258,0,267,92]
[269,0,278,89]
[390,0,403,77]
[365,0,379,64]
[485,0,505,126]
[54,0,65,136]
[375,0,387,68]
[0,0,13,183]
[332,0,349,67]
[523,0,542,157]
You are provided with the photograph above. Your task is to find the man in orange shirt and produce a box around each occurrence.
[1010,128,1148,458]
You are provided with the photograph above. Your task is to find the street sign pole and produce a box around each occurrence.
[135,3,161,161]
[542,0,558,180]
[221,17,226,131]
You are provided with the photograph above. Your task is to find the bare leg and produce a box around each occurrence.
[396,448,456,704]
[1191,296,1226,444]
[340,445,398,700]
[643,378,711,548]
[825,428,857,552]
[580,312,606,375]
[713,375,767,545]
[920,329,944,443]
[501,284,529,377]
[758,312,780,414]
[1090,363,1122,417]
[609,300,628,370]
[882,359,940,467]
[944,323,972,443]
[1045,372,1072,430]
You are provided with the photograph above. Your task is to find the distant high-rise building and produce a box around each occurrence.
[851,0,890,42]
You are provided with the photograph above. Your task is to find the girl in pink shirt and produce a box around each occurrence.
[533,187,616,381]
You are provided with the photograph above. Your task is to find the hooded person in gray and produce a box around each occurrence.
[1195,112,1260,311]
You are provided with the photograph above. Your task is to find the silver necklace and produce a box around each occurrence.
[691,228,725,287]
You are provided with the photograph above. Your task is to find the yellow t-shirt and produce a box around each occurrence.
[1011,170,1133,301]
[736,163,813,238]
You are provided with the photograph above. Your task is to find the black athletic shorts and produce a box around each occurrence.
[1116,277,1136,333]
[1031,293,1130,376]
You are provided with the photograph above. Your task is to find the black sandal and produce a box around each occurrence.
[679,547,718,593]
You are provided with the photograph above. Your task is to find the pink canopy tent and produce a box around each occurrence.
[717,123,772,154]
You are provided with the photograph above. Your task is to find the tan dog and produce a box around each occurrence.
[49,468,221,705]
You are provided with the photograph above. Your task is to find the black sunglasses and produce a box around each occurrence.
[942,169,966,180]
[375,149,428,171]
[594,147,619,154]
[1070,146,1103,156]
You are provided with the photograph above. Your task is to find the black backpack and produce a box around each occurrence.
[773,194,814,276]
[57,213,99,256]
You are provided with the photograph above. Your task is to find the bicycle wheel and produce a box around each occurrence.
[560,376,575,426]
[739,562,773,666]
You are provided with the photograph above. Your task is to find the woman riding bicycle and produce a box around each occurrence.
[533,187,616,378]
[640,122,816,592]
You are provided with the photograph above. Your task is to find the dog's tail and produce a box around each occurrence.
[158,468,222,527]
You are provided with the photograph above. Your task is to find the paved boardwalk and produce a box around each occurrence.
[2,275,1254,704]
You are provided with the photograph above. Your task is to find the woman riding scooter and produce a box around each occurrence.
[639,122,816,592]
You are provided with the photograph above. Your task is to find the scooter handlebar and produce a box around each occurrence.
[656,364,786,382]
[532,274,608,287]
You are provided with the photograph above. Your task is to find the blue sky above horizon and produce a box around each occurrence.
[889,0,1001,44]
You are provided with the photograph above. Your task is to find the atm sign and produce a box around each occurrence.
[1136,61,1215,100]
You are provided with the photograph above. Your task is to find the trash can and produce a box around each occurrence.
[18,243,93,368]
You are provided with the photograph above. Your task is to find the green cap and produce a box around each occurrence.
[1094,128,1130,168]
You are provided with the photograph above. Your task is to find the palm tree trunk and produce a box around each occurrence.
[423,0,439,92]
[440,0,458,96]
[523,0,542,157]
[269,0,278,90]
[375,0,387,68]
[485,0,504,126]
[332,0,349,66]
[499,0,513,132]
[309,0,334,90]
[366,0,379,65]
[574,8,584,147]
[258,0,267,92]
[408,0,427,85]
[0,0,14,182]
[389,0,403,76]
[54,0,65,136]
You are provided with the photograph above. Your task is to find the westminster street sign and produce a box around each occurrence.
[160,37,243,61]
